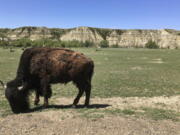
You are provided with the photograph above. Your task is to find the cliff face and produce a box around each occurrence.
[0,26,180,48]
[6,27,52,40]
[107,29,180,49]
[60,27,103,43]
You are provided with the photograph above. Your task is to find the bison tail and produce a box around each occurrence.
[87,61,94,83]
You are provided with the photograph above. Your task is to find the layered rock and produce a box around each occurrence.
[0,26,180,48]
[60,27,103,44]
[107,29,180,49]
[6,27,52,41]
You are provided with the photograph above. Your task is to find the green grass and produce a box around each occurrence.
[0,47,180,118]
[76,108,179,121]
[140,107,180,121]
[0,99,12,117]
[53,48,180,98]
[76,108,105,119]
[103,108,136,116]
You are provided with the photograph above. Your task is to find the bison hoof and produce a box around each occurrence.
[71,104,77,108]
[84,105,89,108]
[43,103,49,108]
[85,103,89,106]
[34,100,39,106]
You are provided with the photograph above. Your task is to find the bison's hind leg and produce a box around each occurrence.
[73,83,84,107]
[84,82,91,107]
[73,80,91,107]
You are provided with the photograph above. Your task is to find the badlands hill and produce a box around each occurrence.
[0,26,180,48]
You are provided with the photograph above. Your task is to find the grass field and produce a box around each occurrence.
[0,48,180,120]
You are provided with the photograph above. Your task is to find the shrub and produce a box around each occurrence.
[83,41,94,47]
[0,38,96,48]
[111,44,119,48]
[0,40,9,47]
[50,28,67,39]
[10,38,32,47]
[145,40,159,49]
[63,40,83,48]
[99,40,109,48]
[31,39,44,47]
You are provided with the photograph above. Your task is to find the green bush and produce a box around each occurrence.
[145,40,159,49]
[11,38,32,47]
[0,40,9,47]
[0,38,96,48]
[99,40,109,48]
[61,40,94,48]
[31,39,44,47]
[50,28,67,39]
[111,44,119,48]
[83,41,94,47]
[62,40,83,48]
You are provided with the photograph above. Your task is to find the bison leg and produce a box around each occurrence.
[73,88,84,107]
[73,80,91,107]
[43,86,52,107]
[34,91,40,105]
[44,97,49,107]
[40,78,52,107]
[84,82,91,107]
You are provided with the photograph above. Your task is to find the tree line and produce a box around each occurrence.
[0,38,160,49]
[0,38,95,48]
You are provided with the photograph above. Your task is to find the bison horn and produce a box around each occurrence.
[0,80,6,89]
[18,85,24,91]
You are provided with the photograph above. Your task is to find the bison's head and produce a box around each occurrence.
[0,80,29,113]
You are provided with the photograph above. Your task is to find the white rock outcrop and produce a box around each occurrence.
[1,26,180,48]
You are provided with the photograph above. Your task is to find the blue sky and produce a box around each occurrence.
[0,0,179,29]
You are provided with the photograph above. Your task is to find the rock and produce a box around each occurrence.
[0,26,180,48]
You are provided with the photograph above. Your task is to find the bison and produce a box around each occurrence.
[0,47,94,113]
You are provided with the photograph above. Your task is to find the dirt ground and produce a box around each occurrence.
[0,96,179,135]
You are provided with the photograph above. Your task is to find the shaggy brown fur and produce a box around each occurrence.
[5,48,94,113]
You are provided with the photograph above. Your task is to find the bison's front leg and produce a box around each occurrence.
[34,91,40,105]
[44,97,49,107]
[40,77,52,107]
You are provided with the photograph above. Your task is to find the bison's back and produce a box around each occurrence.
[28,48,94,83]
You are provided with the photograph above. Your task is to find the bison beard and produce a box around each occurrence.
[5,48,94,113]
